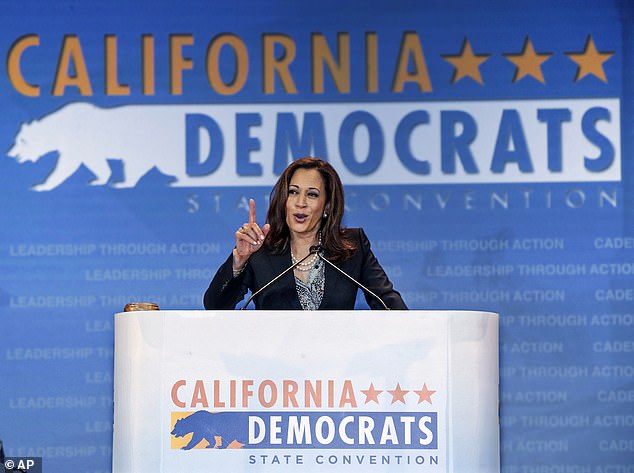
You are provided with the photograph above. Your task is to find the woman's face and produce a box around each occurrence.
[285,168,327,240]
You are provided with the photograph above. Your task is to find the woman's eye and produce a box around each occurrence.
[308,192,319,198]
[288,188,298,195]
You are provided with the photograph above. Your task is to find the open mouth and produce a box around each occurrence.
[293,213,308,223]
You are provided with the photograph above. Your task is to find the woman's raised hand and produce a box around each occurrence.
[233,199,270,269]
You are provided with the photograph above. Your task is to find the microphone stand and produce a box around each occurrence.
[240,246,320,310]
[314,249,390,310]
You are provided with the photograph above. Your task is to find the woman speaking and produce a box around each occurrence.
[203,158,407,310]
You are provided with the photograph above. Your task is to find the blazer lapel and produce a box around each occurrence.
[268,250,302,309]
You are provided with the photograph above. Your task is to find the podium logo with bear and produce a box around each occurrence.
[171,411,247,450]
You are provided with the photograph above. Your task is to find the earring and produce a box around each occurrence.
[323,212,328,218]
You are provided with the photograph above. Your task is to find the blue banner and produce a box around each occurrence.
[171,411,438,450]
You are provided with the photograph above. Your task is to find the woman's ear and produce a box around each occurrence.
[323,205,330,218]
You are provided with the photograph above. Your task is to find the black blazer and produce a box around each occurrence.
[203,228,407,310]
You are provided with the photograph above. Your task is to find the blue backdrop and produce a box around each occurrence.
[0,1,632,472]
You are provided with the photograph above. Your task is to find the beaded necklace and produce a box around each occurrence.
[290,232,322,272]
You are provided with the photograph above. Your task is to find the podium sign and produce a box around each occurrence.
[113,310,499,472]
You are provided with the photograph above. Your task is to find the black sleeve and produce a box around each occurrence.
[203,252,250,309]
[358,228,408,310]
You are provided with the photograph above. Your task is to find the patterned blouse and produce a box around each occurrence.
[295,257,325,310]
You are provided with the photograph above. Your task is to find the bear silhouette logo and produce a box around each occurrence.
[6,102,228,191]
[171,411,246,450]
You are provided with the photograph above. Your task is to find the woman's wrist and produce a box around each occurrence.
[232,249,248,276]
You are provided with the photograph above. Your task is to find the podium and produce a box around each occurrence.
[112,310,499,472]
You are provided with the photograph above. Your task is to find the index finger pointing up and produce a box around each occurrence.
[249,198,257,224]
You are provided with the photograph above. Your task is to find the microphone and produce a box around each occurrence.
[240,246,321,310]
[312,245,390,310]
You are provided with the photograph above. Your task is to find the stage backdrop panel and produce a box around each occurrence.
[0,1,633,472]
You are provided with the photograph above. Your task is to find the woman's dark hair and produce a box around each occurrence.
[266,157,356,261]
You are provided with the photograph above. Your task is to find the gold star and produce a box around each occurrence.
[387,383,409,404]
[566,35,614,83]
[361,383,383,404]
[442,38,490,85]
[503,37,552,84]
[414,383,436,404]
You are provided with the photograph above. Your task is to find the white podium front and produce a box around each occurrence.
[112,310,499,473]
